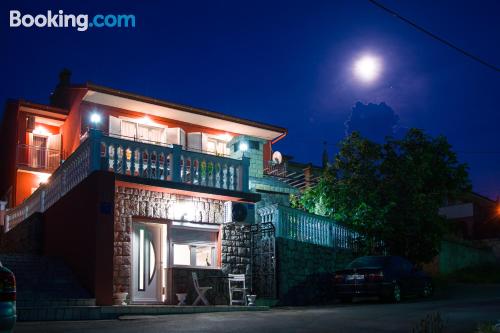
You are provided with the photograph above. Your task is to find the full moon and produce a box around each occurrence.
[353,55,382,83]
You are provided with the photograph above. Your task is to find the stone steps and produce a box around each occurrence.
[18,305,270,321]
[0,254,94,308]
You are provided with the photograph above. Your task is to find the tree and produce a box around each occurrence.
[293,129,470,263]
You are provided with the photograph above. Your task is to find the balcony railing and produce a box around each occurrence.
[5,129,249,231]
[16,144,62,172]
[257,204,358,250]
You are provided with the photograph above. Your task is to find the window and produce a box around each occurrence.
[114,117,167,145]
[233,140,260,153]
[249,140,260,150]
[173,244,191,266]
[207,137,229,156]
[170,225,219,268]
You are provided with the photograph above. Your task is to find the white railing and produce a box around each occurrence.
[100,131,248,192]
[5,138,93,231]
[257,204,358,249]
[16,144,62,172]
[5,129,250,231]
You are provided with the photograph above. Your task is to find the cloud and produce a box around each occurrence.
[345,102,405,142]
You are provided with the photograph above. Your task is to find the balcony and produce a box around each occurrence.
[5,129,251,231]
[16,144,62,172]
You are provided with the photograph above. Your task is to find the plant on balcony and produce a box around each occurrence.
[293,129,470,263]
[201,161,207,177]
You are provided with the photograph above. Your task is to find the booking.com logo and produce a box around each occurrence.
[9,10,136,32]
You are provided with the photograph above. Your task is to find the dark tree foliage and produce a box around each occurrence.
[293,129,470,263]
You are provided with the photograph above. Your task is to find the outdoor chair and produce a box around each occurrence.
[228,274,247,306]
[192,272,212,305]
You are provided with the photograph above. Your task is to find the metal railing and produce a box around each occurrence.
[257,204,358,249]
[5,129,250,231]
[16,144,62,171]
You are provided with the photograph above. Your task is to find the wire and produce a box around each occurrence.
[368,0,500,73]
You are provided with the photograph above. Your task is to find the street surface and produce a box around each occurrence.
[15,284,500,333]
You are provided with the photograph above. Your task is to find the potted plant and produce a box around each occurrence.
[113,286,128,306]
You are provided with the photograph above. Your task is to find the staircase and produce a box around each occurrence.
[0,254,96,320]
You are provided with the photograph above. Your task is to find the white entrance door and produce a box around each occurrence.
[132,222,161,303]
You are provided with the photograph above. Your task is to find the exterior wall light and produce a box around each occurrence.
[239,142,249,152]
[90,112,102,124]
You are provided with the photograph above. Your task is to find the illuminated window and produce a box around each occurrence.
[170,227,219,268]
[173,244,191,266]
[195,245,215,267]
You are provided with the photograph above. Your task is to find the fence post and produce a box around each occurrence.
[241,156,250,192]
[171,144,182,182]
[89,129,103,172]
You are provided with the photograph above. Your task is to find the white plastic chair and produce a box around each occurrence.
[228,274,247,306]
[192,272,212,305]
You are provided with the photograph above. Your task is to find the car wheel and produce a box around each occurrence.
[392,283,402,303]
[422,281,433,298]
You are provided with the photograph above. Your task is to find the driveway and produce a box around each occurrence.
[15,284,500,333]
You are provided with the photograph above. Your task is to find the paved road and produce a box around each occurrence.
[15,287,500,333]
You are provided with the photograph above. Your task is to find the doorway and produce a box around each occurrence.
[131,222,162,303]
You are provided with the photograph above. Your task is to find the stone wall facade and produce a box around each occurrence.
[221,223,252,276]
[229,136,265,178]
[113,186,226,295]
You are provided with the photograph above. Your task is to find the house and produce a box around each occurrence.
[0,70,357,308]
[0,70,289,305]
[439,192,500,240]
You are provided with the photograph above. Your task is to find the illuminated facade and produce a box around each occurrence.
[0,70,287,305]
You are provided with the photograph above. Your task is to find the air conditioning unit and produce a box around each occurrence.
[224,202,255,224]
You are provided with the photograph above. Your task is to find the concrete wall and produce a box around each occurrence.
[43,171,115,305]
[276,238,356,305]
[438,239,497,274]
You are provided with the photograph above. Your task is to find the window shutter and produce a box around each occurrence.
[179,128,186,149]
[167,128,180,145]
[201,133,208,153]
[48,134,62,169]
[160,128,168,145]
[187,132,202,152]
[109,115,121,137]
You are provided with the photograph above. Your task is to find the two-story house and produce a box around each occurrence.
[0,70,288,306]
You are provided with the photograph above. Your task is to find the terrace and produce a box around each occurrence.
[5,129,251,230]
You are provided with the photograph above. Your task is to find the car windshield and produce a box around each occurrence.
[347,256,388,268]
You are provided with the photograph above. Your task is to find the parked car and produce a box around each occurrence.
[0,261,16,333]
[334,255,432,303]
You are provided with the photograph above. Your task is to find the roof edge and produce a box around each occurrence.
[18,100,69,115]
[82,82,287,136]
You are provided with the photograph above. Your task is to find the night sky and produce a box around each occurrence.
[1,1,499,198]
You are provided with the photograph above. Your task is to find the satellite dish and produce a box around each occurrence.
[272,151,283,165]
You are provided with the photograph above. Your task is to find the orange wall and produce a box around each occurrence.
[15,171,41,205]
[60,87,88,157]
